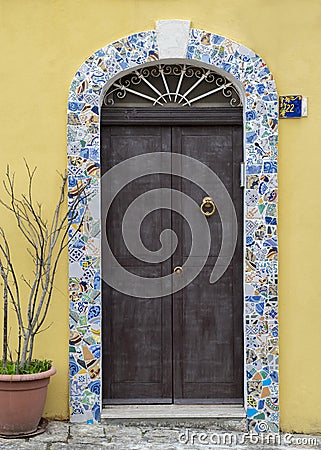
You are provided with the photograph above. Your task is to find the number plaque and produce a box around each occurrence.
[279,95,307,118]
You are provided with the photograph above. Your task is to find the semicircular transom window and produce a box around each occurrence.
[103,63,242,108]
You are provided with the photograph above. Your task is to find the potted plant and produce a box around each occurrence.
[0,162,84,436]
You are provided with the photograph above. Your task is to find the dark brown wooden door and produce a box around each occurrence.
[101,109,243,405]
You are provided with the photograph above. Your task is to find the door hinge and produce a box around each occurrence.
[240,162,245,188]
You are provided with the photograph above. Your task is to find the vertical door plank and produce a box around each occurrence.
[172,125,243,403]
[101,125,173,403]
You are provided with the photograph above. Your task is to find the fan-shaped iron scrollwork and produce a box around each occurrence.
[103,64,242,108]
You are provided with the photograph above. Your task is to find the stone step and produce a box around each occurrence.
[101,405,247,432]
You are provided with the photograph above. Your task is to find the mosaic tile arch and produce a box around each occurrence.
[67,22,279,433]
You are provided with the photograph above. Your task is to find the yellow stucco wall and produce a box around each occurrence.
[1,0,321,433]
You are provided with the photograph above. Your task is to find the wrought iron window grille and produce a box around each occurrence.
[103,64,242,108]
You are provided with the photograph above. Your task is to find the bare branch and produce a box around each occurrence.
[0,258,9,368]
[0,162,86,367]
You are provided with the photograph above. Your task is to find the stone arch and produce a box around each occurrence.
[67,22,279,433]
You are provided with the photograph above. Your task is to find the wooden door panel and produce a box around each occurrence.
[101,117,243,405]
[106,291,172,402]
[172,126,243,402]
[102,125,173,403]
[181,266,234,383]
[106,175,171,258]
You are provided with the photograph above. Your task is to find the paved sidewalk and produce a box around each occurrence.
[0,421,320,449]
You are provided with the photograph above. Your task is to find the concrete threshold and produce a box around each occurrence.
[101,404,246,419]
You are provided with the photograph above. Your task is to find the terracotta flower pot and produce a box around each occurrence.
[0,365,56,436]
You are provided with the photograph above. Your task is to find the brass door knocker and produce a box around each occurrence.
[200,197,216,217]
